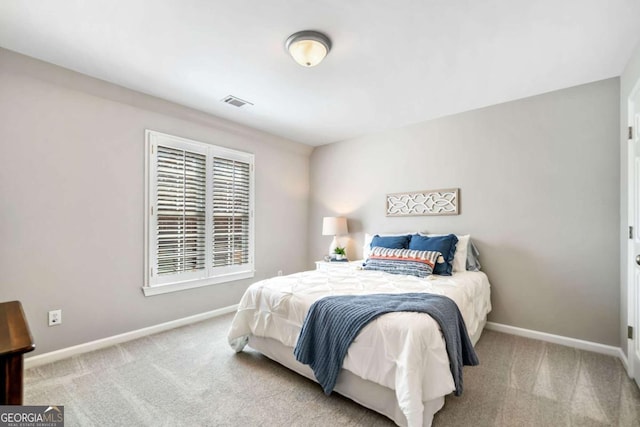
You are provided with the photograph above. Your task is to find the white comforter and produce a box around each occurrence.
[228,268,491,426]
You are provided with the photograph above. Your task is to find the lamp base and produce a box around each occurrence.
[329,235,339,257]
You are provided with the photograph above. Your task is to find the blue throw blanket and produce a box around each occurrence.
[293,293,478,396]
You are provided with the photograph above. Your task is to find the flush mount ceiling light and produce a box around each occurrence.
[285,30,332,67]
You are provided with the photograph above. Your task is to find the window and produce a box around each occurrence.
[144,130,254,296]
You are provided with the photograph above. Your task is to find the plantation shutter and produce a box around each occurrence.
[156,145,207,275]
[146,130,254,295]
[212,157,251,268]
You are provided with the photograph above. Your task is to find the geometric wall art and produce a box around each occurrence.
[386,188,459,216]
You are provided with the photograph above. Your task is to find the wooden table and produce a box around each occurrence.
[0,301,35,405]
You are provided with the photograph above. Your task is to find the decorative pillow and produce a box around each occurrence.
[422,233,469,273]
[363,247,441,278]
[362,232,415,260]
[409,234,458,276]
[423,233,481,272]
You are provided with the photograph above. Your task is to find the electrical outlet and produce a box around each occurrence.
[48,309,62,326]
[277,270,283,276]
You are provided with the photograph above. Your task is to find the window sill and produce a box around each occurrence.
[142,271,255,296]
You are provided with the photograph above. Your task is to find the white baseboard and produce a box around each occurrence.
[485,321,623,359]
[619,348,630,375]
[24,304,238,369]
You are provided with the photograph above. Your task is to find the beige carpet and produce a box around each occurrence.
[24,313,640,426]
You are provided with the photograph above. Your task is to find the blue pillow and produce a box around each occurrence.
[408,234,458,276]
[370,234,411,251]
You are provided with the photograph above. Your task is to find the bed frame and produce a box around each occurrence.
[247,316,487,426]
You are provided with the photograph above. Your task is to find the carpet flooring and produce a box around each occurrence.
[24,313,640,426]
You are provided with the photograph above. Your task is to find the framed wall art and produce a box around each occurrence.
[386,188,459,217]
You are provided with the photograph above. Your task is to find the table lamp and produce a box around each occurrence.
[322,216,348,257]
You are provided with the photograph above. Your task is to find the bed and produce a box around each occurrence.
[228,260,492,426]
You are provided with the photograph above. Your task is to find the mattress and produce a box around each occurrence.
[228,268,492,426]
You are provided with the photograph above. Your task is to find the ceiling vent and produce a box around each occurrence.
[221,95,253,108]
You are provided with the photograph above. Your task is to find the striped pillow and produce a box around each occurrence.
[363,246,442,278]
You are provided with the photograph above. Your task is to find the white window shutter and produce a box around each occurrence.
[156,146,207,275]
[212,157,251,268]
[145,130,254,294]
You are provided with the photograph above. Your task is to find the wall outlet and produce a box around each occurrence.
[277,270,283,276]
[48,309,62,326]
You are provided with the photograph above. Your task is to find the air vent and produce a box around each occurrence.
[221,95,253,108]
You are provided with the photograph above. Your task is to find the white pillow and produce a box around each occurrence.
[452,235,470,272]
[422,233,470,273]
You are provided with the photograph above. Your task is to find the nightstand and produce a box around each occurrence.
[315,260,363,272]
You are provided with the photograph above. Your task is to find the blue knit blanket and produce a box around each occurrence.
[293,293,479,396]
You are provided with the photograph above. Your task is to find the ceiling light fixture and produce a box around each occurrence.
[285,30,332,67]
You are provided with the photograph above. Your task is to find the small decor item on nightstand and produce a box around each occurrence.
[334,246,347,261]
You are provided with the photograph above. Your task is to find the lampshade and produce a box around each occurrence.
[322,217,348,236]
[285,31,331,67]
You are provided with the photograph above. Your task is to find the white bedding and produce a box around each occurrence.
[228,268,492,426]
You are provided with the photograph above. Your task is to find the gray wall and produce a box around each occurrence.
[0,48,312,355]
[309,78,620,346]
[620,41,640,356]
[0,43,625,355]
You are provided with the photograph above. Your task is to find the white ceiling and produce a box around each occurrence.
[1,1,639,146]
